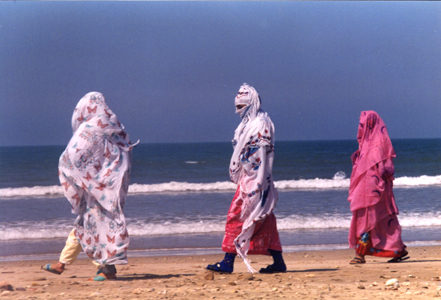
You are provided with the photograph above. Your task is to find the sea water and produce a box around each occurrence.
[1,139,441,261]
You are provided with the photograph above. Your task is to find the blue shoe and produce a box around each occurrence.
[206,262,233,273]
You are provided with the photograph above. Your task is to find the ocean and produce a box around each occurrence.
[1,139,441,262]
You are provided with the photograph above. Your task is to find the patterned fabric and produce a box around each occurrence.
[222,187,282,255]
[348,111,405,253]
[59,92,138,267]
[355,230,407,258]
[228,84,280,273]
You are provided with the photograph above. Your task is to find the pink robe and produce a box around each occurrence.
[348,111,406,256]
[222,186,282,256]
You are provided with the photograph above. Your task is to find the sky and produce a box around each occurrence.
[0,1,440,146]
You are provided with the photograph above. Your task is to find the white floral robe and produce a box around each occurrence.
[227,110,280,273]
[59,92,136,266]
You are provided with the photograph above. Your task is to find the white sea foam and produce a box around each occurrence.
[2,212,441,241]
[0,185,66,198]
[276,215,351,230]
[1,173,441,198]
[275,178,350,190]
[0,219,226,241]
[395,175,441,187]
[129,181,237,194]
[128,219,226,236]
[0,221,74,241]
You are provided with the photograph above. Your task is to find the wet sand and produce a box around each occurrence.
[1,246,441,299]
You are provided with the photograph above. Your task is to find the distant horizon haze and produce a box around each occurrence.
[1,1,440,147]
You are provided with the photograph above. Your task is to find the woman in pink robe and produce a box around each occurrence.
[207,83,285,274]
[348,111,408,264]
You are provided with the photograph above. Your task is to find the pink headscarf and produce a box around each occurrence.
[348,111,396,211]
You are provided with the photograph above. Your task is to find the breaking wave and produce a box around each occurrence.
[1,211,441,241]
[1,173,441,198]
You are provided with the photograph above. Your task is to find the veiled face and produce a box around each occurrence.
[235,86,251,116]
[236,86,249,97]
[357,119,364,144]
[235,86,250,107]
[357,111,382,147]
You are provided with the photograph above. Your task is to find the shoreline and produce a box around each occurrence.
[3,239,441,263]
[1,246,441,299]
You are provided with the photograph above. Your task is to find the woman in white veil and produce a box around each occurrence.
[207,84,286,274]
[57,92,137,280]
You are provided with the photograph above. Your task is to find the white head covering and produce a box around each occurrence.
[71,92,135,150]
[234,83,261,120]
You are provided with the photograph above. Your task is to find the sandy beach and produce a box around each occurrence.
[1,246,441,299]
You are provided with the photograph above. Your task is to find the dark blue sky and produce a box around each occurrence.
[1,1,440,146]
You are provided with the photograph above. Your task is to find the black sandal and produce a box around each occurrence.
[387,256,410,263]
[349,257,365,264]
[388,251,410,263]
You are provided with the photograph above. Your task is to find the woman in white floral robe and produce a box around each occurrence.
[58,92,137,280]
